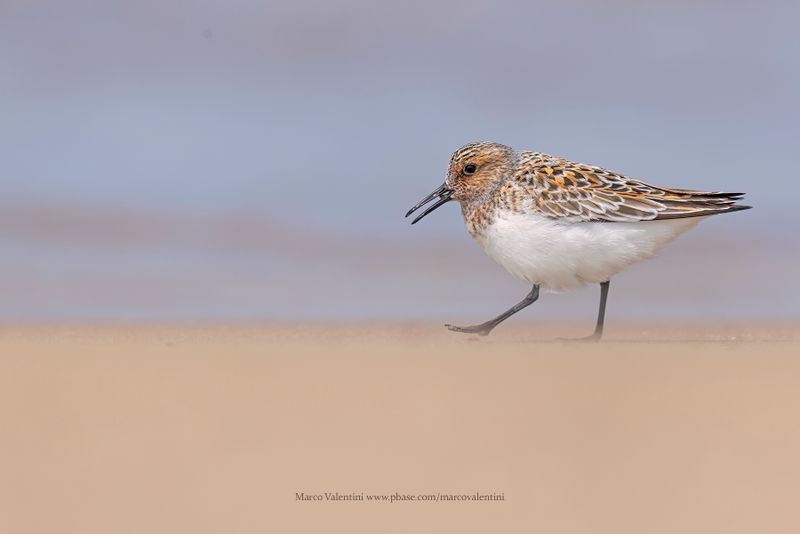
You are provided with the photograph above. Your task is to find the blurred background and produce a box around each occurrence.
[1,0,798,323]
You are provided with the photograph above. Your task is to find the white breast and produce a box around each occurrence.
[472,211,702,291]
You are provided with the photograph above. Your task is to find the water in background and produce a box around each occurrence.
[1,0,798,322]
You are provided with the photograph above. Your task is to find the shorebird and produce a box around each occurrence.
[406,142,750,340]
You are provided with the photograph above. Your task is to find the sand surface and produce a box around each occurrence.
[1,323,799,533]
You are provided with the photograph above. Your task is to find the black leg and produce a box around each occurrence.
[592,280,610,339]
[446,284,540,336]
[561,280,610,342]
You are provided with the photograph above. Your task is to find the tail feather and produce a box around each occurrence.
[653,191,751,220]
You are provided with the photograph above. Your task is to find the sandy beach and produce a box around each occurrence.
[1,323,799,533]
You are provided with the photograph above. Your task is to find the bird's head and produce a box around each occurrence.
[406,142,515,224]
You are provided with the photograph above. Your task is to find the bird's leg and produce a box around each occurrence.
[446,284,540,336]
[560,280,610,342]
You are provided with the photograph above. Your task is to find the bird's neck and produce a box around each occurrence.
[460,185,505,238]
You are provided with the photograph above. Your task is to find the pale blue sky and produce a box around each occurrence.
[1,0,798,321]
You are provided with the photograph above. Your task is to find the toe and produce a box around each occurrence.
[445,324,493,336]
[557,334,601,343]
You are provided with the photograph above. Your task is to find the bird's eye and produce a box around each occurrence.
[463,164,478,175]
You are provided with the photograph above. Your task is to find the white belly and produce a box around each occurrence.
[473,211,702,291]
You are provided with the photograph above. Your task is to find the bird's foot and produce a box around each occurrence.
[557,331,602,343]
[444,323,495,336]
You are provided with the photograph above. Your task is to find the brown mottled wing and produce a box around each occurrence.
[517,154,750,222]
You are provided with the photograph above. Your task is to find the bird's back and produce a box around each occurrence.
[501,151,750,223]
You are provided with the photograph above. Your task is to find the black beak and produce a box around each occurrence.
[405,183,454,224]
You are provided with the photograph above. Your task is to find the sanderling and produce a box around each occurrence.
[405,142,750,340]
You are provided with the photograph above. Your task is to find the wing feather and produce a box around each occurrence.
[515,153,750,222]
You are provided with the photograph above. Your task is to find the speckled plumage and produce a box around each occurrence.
[447,142,749,238]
